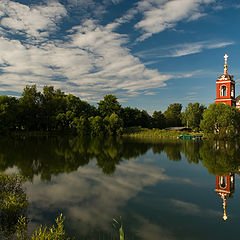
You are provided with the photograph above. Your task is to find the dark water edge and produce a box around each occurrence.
[1,136,240,239]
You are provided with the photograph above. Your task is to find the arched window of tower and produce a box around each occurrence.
[221,85,227,97]
[219,176,227,189]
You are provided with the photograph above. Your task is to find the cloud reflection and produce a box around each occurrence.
[24,159,173,235]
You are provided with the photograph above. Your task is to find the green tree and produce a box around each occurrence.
[152,110,166,129]
[0,174,28,238]
[138,110,152,128]
[200,141,240,175]
[181,102,206,130]
[41,86,67,131]
[98,94,121,118]
[0,96,19,132]
[19,85,41,130]
[72,116,90,135]
[104,113,123,135]
[121,107,142,127]
[200,103,240,139]
[89,116,105,136]
[65,94,97,119]
[164,103,182,127]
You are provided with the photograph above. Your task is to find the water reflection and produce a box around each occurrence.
[1,137,240,238]
[215,173,235,221]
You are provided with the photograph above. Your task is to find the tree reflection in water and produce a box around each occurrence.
[0,137,240,180]
[0,136,240,235]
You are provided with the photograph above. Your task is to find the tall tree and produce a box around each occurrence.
[200,103,240,139]
[98,94,121,118]
[0,96,18,132]
[88,116,105,136]
[19,85,41,130]
[41,86,66,130]
[121,107,142,128]
[104,113,123,135]
[164,103,182,127]
[181,102,206,129]
[152,110,166,129]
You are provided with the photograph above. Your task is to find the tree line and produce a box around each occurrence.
[0,85,240,138]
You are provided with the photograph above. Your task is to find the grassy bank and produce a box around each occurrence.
[123,127,202,139]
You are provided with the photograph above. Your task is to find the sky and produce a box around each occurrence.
[0,0,240,112]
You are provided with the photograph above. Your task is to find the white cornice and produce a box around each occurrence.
[215,99,236,101]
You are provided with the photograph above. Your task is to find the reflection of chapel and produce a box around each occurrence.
[215,54,240,109]
[215,174,235,221]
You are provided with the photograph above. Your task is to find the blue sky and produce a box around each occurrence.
[0,0,240,112]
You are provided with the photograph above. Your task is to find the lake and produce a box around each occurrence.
[1,136,240,239]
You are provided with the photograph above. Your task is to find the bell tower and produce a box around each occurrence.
[215,54,236,106]
[215,173,235,221]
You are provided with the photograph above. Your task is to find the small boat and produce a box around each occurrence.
[179,135,203,140]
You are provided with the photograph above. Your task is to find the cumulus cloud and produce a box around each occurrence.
[0,0,67,41]
[0,0,219,101]
[112,0,215,41]
[0,1,175,101]
[112,0,214,41]
[135,0,215,41]
[24,160,172,235]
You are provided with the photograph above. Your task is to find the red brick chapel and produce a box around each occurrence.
[215,54,240,109]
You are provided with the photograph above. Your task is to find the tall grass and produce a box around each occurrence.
[123,127,200,139]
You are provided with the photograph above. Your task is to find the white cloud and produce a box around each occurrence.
[0,0,221,102]
[135,0,214,41]
[0,0,175,102]
[111,0,215,41]
[136,41,234,59]
[0,0,67,41]
[114,0,213,41]
[170,199,221,217]
[133,215,176,240]
[24,160,171,235]
[171,41,234,57]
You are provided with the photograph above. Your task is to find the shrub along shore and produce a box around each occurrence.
[0,85,240,140]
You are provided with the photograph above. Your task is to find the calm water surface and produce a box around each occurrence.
[1,136,240,239]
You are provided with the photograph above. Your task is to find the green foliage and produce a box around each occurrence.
[113,217,124,240]
[2,84,240,140]
[31,214,70,240]
[41,86,67,131]
[121,107,141,128]
[0,173,28,238]
[89,116,105,136]
[200,103,240,139]
[104,113,123,136]
[124,128,191,139]
[121,107,152,128]
[98,94,121,118]
[200,141,240,175]
[164,103,182,127]
[0,96,19,132]
[138,110,152,128]
[72,116,90,135]
[152,110,166,129]
[0,173,28,213]
[16,216,28,240]
[19,85,42,130]
[181,102,206,130]
[16,214,70,240]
